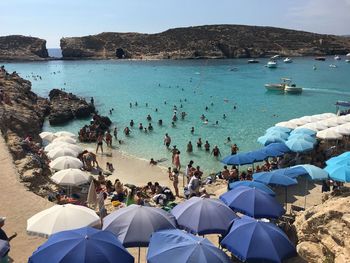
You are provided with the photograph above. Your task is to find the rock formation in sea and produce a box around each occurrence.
[292,188,350,263]
[48,89,95,125]
[60,25,350,59]
[0,35,49,61]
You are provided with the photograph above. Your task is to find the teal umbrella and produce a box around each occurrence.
[285,139,314,153]
[326,152,350,166]
[266,126,291,133]
[324,164,350,182]
[290,128,316,136]
[257,135,285,146]
[288,134,316,144]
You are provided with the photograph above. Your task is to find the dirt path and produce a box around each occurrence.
[0,135,51,262]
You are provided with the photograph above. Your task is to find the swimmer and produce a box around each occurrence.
[233,105,237,110]
[197,138,202,148]
[144,128,148,133]
[181,112,186,119]
[187,141,193,153]
[205,106,208,111]
[139,123,143,130]
[148,123,153,131]
[155,108,158,112]
[146,103,148,107]
[147,114,152,121]
[204,141,210,151]
[200,114,205,121]
[204,119,209,125]
[164,101,167,105]
[171,121,176,127]
[172,114,178,122]
[130,120,134,127]
[158,119,163,125]
[215,121,219,125]
[223,114,227,119]
[226,137,231,144]
[129,102,132,108]
[135,102,138,106]
[190,127,194,134]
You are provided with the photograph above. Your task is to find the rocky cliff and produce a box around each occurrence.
[60,25,350,59]
[293,188,350,263]
[0,35,49,61]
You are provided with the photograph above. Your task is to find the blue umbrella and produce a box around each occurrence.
[247,151,268,162]
[262,143,290,157]
[288,134,316,144]
[103,204,176,247]
[266,126,291,133]
[221,216,296,263]
[325,151,350,166]
[257,135,285,146]
[290,128,316,136]
[147,229,231,263]
[324,164,350,182]
[253,170,300,186]
[285,138,314,152]
[220,186,285,219]
[228,180,276,196]
[28,227,134,263]
[221,153,255,165]
[170,197,237,235]
[292,164,328,180]
[266,131,289,139]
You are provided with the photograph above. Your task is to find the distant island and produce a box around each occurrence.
[2,25,350,61]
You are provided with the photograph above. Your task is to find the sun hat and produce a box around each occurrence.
[0,217,6,223]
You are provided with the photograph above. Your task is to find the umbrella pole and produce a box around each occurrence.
[285,187,288,211]
[304,180,308,209]
[138,247,141,263]
[183,173,185,188]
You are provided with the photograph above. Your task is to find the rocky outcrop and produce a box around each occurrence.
[0,35,49,61]
[292,188,350,263]
[48,89,95,125]
[60,25,350,59]
[0,66,57,196]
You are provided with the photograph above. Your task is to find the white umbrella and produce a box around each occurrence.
[45,142,83,153]
[299,116,319,123]
[47,147,79,160]
[319,113,337,119]
[54,131,76,138]
[309,114,325,121]
[319,119,340,127]
[329,125,350,135]
[316,129,343,140]
[51,168,90,186]
[50,156,83,170]
[300,122,328,131]
[52,137,77,144]
[275,121,297,129]
[338,114,350,122]
[87,180,97,209]
[39,132,56,142]
[288,118,308,126]
[27,204,100,237]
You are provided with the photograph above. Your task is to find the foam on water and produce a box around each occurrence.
[3,57,350,172]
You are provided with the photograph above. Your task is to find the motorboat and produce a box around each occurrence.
[285,83,302,94]
[346,59,350,63]
[315,57,326,61]
[271,55,280,60]
[334,55,341,60]
[283,57,293,63]
[266,61,278,68]
[329,64,337,68]
[347,53,350,57]
[248,59,260,63]
[265,78,290,92]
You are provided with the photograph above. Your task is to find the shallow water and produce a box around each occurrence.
[3,57,350,172]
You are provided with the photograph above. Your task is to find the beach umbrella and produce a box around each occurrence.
[288,118,308,126]
[102,205,176,247]
[0,240,9,258]
[27,204,100,237]
[329,125,350,135]
[319,113,337,119]
[39,132,56,142]
[287,134,316,144]
[262,142,290,157]
[147,229,231,263]
[54,131,76,138]
[52,136,77,144]
[339,114,350,122]
[285,138,314,152]
[299,115,320,123]
[47,147,79,160]
[49,156,83,171]
[253,170,299,186]
[324,164,350,182]
[221,216,296,263]
[28,227,134,263]
[257,135,285,146]
[266,126,291,133]
[228,180,276,196]
[275,121,297,129]
[44,142,83,153]
[51,168,90,186]
[87,180,97,209]
[301,122,328,131]
[247,150,268,162]
[290,127,316,136]
[221,153,255,165]
[319,119,341,127]
[219,186,285,219]
[329,117,347,125]
[170,197,237,235]
[326,151,350,166]
[316,129,342,140]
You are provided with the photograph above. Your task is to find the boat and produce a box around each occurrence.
[266,61,278,68]
[285,83,302,94]
[264,78,290,92]
[283,57,293,63]
[346,59,350,63]
[248,59,260,64]
[329,64,337,68]
[347,53,350,57]
[315,57,326,61]
[334,55,341,60]
[271,55,280,60]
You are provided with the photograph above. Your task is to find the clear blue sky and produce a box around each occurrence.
[1,0,349,47]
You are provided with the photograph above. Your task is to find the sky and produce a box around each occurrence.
[1,0,349,48]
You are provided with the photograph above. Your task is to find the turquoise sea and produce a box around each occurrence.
[3,57,350,172]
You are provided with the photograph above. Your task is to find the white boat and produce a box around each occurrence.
[346,59,350,63]
[248,59,260,64]
[334,55,341,60]
[329,64,337,68]
[283,57,293,63]
[285,83,302,94]
[347,53,350,57]
[271,55,280,59]
[267,61,278,68]
[265,78,290,92]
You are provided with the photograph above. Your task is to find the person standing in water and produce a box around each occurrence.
[174,151,181,171]
[113,127,118,139]
[96,133,105,154]
[197,138,202,148]
[211,145,221,158]
[187,141,193,153]
[164,133,171,148]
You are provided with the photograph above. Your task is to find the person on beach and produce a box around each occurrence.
[126,187,136,206]
[150,158,157,165]
[204,140,210,151]
[185,160,194,183]
[0,217,16,263]
[113,127,118,139]
[197,138,202,148]
[96,133,105,154]
[194,166,203,179]
[200,188,210,198]
[170,167,180,197]
[171,146,178,164]
[105,130,112,147]
[231,143,239,155]
[114,179,127,201]
[188,173,200,196]
[97,190,107,219]
[211,145,221,158]
[164,133,171,148]
[136,191,145,205]
[187,141,193,153]
[221,166,230,180]
[174,151,181,171]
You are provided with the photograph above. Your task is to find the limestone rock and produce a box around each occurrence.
[60,25,350,59]
[293,189,350,263]
[0,35,49,61]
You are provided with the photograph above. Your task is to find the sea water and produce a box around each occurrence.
[3,57,350,172]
